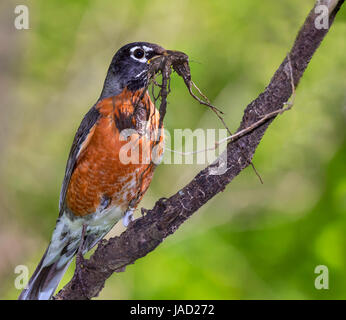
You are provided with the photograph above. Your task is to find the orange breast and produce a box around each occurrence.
[65,89,164,217]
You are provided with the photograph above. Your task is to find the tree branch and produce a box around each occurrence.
[55,0,345,300]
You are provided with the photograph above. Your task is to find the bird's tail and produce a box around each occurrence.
[18,211,117,300]
[18,245,73,300]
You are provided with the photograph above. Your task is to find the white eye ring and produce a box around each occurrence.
[130,46,147,63]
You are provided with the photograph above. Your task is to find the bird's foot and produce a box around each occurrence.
[75,225,89,299]
[141,207,149,216]
[123,209,134,227]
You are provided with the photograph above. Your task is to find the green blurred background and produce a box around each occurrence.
[0,0,345,299]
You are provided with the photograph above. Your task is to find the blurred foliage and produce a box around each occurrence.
[0,0,345,299]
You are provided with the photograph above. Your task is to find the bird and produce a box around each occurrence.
[19,42,166,300]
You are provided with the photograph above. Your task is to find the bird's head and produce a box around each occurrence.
[100,42,166,99]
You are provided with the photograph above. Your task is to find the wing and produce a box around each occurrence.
[59,105,101,213]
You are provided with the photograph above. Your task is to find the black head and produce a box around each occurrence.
[100,42,166,99]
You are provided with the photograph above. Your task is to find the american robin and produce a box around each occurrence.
[19,42,166,300]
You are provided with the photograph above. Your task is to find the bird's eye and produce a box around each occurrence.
[133,48,145,59]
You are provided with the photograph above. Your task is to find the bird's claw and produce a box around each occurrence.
[123,209,134,227]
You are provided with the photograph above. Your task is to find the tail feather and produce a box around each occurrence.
[18,213,83,300]
[18,246,72,300]
[18,209,122,300]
